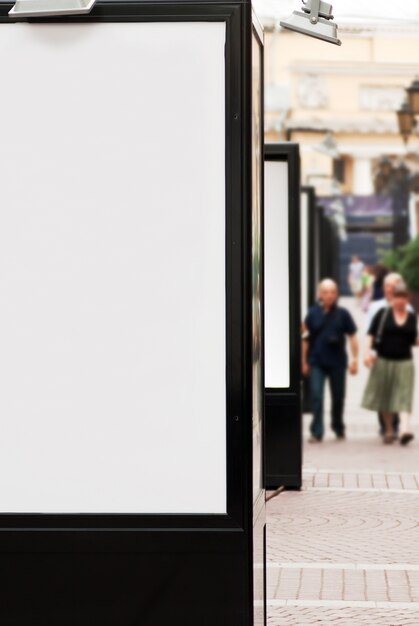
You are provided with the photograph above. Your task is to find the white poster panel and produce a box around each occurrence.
[264,161,290,389]
[300,191,309,320]
[0,22,226,514]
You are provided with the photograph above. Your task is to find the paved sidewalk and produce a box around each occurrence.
[267,298,419,625]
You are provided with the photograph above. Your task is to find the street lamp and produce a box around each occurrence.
[314,131,339,158]
[397,101,415,144]
[396,78,419,144]
[406,78,419,115]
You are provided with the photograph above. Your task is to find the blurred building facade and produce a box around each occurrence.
[264,19,419,210]
[260,6,419,292]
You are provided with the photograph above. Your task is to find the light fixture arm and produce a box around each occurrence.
[308,0,321,23]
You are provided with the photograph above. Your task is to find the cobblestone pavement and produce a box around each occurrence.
[267,298,419,625]
[268,606,419,626]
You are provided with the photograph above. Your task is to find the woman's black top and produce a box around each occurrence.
[368,308,418,360]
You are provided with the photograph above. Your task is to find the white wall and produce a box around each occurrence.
[0,22,227,514]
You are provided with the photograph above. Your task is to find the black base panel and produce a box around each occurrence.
[264,399,302,490]
[0,550,250,626]
[253,500,266,626]
[265,475,301,490]
[302,377,311,414]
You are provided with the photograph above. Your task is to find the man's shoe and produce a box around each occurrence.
[336,433,346,440]
[308,436,322,443]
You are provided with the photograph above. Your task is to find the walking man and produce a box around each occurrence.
[302,279,359,442]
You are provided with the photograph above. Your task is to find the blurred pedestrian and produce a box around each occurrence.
[302,279,359,442]
[364,272,414,438]
[363,284,418,445]
[348,255,364,304]
[365,272,413,332]
[360,265,374,312]
[371,264,388,302]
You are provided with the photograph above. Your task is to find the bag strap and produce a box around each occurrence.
[310,305,340,342]
[375,306,390,343]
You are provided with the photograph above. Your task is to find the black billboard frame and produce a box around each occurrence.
[0,2,265,625]
[263,143,302,490]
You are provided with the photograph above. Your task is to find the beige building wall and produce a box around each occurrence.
[264,28,419,197]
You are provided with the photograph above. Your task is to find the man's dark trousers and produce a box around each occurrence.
[310,365,346,439]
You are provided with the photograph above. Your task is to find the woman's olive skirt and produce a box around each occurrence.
[362,357,415,413]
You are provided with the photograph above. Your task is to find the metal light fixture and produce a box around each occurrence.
[406,78,419,115]
[327,196,347,241]
[280,0,341,46]
[9,0,96,18]
[314,131,339,158]
[396,101,415,144]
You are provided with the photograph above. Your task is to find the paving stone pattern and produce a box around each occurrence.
[267,606,419,626]
[268,490,418,565]
[303,469,419,490]
[267,567,419,602]
[266,298,419,625]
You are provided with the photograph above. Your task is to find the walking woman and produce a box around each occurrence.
[363,283,418,445]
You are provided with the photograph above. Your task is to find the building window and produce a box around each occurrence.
[359,85,405,112]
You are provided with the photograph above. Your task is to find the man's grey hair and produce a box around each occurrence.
[319,278,338,291]
[384,272,403,286]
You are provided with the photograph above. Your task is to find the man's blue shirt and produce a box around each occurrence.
[305,303,357,369]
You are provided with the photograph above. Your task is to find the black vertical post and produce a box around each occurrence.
[301,186,317,309]
[392,163,411,248]
[263,143,302,490]
[317,205,340,283]
[300,186,317,415]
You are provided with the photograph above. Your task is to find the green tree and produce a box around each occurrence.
[381,236,419,292]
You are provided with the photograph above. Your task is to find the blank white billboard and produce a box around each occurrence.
[0,22,227,514]
[264,160,290,389]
